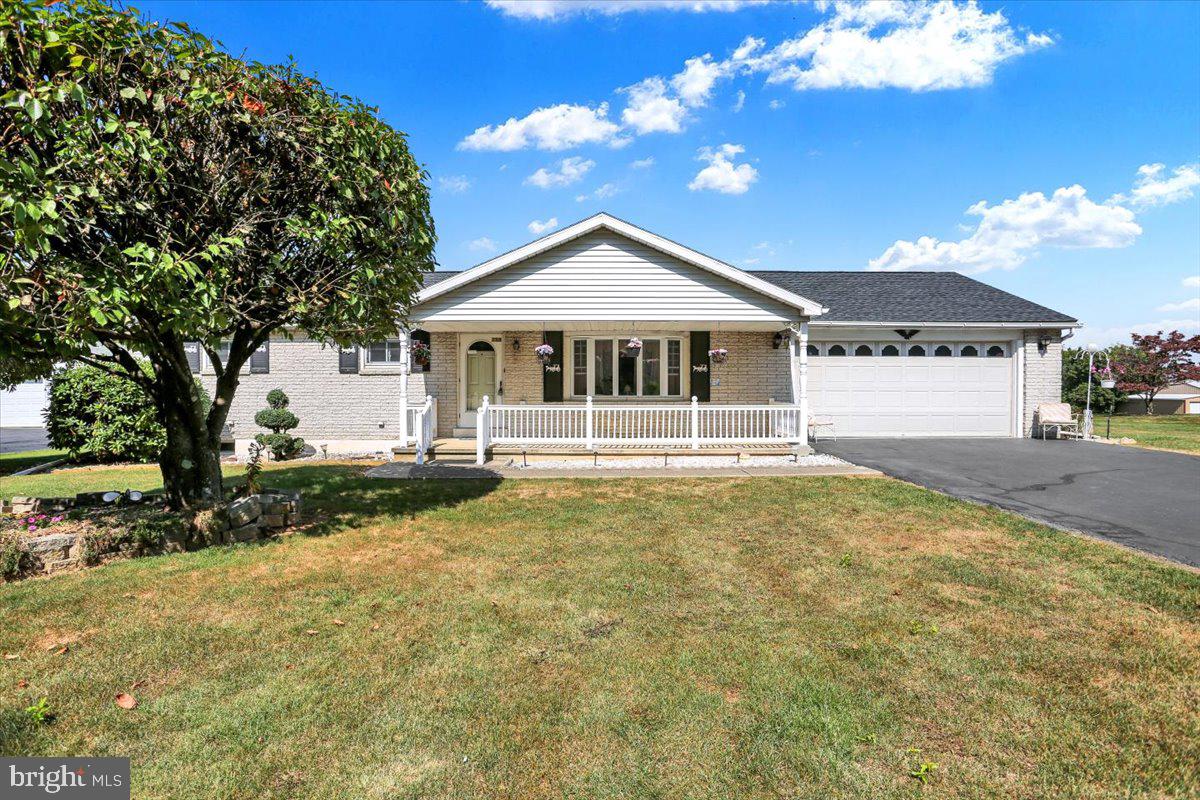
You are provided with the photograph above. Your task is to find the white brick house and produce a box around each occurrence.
[202,214,1077,461]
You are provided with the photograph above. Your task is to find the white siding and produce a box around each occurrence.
[0,381,50,427]
[415,231,797,325]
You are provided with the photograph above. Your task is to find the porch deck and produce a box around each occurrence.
[393,438,806,463]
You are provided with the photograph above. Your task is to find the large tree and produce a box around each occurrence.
[1110,331,1200,414]
[1,0,435,507]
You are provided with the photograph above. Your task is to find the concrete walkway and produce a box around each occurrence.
[816,437,1200,567]
[365,461,880,480]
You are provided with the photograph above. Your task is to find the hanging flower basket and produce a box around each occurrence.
[1093,365,1116,389]
[708,347,728,364]
[535,342,555,364]
[410,340,431,367]
[623,337,643,356]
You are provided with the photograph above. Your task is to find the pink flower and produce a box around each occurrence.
[27,524,37,532]
[51,515,63,523]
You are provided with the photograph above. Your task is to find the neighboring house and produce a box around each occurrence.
[1117,381,1200,415]
[198,214,1078,457]
[0,379,50,427]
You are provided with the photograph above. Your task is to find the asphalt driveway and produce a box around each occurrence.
[815,438,1200,567]
[0,427,49,454]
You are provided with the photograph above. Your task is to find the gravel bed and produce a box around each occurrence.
[507,454,848,470]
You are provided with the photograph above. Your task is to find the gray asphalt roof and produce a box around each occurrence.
[419,269,1076,324]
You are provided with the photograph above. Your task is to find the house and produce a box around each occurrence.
[0,379,50,427]
[199,214,1078,461]
[1117,381,1200,415]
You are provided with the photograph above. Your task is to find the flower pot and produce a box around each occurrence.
[1100,379,1115,389]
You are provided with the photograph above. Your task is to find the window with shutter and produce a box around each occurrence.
[250,341,270,374]
[339,345,360,374]
[184,342,201,374]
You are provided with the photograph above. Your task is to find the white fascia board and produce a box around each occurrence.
[415,213,828,318]
[811,320,1081,329]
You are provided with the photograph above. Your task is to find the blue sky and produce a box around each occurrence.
[136,0,1199,344]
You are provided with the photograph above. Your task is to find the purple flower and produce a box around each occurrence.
[27,524,37,532]
[51,515,63,523]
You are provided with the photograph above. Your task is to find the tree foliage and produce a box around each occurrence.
[1,0,435,505]
[1110,331,1200,414]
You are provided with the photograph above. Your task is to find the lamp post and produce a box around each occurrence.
[1084,343,1114,439]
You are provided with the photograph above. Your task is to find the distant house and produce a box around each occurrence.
[1118,381,1200,415]
[0,380,49,428]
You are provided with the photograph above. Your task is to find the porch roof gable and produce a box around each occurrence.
[415,213,828,318]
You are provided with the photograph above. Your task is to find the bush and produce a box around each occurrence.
[254,389,305,460]
[46,363,165,462]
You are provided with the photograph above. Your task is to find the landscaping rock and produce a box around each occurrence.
[24,533,75,556]
[228,522,261,543]
[260,514,287,529]
[227,497,261,528]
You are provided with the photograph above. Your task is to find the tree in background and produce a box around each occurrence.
[1062,345,1126,414]
[1,0,435,508]
[46,363,166,463]
[1110,331,1200,414]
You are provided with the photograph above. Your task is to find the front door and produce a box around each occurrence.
[461,340,499,427]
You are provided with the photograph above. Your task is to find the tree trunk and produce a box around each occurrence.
[155,366,225,511]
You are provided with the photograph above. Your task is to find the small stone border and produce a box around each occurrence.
[3,490,302,580]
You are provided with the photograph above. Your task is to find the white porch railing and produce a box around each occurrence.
[404,395,437,464]
[475,395,804,465]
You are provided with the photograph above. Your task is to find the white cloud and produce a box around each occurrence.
[768,99,785,109]
[733,0,1052,92]
[869,160,1197,273]
[527,217,559,235]
[594,182,619,199]
[459,103,623,151]
[732,90,746,112]
[1110,162,1200,209]
[672,54,724,107]
[1156,297,1200,313]
[437,175,472,194]
[575,194,588,203]
[524,156,595,189]
[485,0,769,21]
[468,237,497,253]
[630,156,655,169]
[620,77,689,135]
[869,185,1141,273]
[1185,276,1200,289]
[688,143,758,195]
[1076,318,1200,347]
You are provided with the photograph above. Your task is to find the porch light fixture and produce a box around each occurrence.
[772,331,784,349]
[512,338,520,352]
[1037,334,1051,355]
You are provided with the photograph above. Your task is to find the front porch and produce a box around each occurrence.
[394,435,807,465]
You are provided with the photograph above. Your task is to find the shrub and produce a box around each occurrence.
[46,363,166,463]
[1,534,28,581]
[254,389,305,460]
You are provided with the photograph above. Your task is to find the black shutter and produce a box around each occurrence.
[250,341,270,374]
[184,342,201,374]
[410,329,431,373]
[338,345,359,374]
[689,331,710,402]
[542,330,564,402]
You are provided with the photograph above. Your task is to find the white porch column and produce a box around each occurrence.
[788,323,810,442]
[397,329,410,446]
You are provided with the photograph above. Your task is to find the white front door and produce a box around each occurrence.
[458,336,503,428]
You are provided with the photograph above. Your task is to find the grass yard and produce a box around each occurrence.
[1096,413,1200,454]
[1,459,247,497]
[0,450,66,478]
[1,463,1197,799]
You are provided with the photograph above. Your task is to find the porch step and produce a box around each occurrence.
[392,438,488,464]
[451,427,477,439]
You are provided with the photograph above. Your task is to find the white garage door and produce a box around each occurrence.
[0,381,50,427]
[809,356,1015,437]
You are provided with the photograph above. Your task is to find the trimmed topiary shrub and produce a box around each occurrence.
[46,363,165,463]
[254,389,305,460]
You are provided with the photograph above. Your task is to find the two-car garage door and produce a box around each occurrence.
[808,355,1016,437]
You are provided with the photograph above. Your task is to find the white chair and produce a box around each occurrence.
[1036,402,1082,440]
[809,416,836,442]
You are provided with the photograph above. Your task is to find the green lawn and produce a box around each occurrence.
[2,459,246,498]
[0,450,66,478]
[2,463,1197,799]
[1095,413,1200,454]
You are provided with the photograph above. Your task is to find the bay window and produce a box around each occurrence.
[570,336,684,398]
